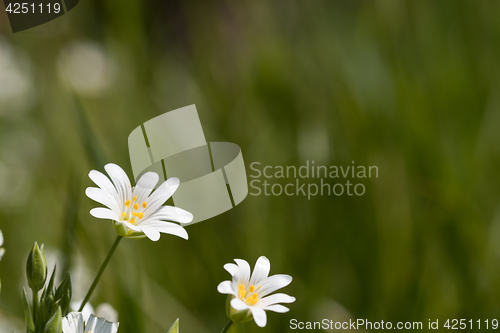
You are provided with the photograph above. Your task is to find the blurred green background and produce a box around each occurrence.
[2,0,500,332]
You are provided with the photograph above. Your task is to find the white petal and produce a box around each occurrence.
[231,298,250,311]
[90,208,119,221]
[104,163,132,206]
[264,304,289,313]
[148,206,193,224]
[96,303,119,323]
[234,259,251,284]
[250,307,267,327]
[69,302,94,322]
[224,263,239,277]
[86,187,120,212]
[144,177,180,214]
[89,170,118,200]
[133,172,159,204]
[122,221,141,232]
[0,230,3,246]
[0,248,4,261]
[257,293,296,308]
[258,274,293,297]
[87,314,119,333]
[217,281,237,296]
[143,221,189,240]
[141,226,161,241]
[250,256,270,285]
[62,312,84,333]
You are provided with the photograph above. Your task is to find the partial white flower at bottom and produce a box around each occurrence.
[0,229,5,261]
[96,303,119,323]
[70,301,118,323]
[70,301,94,322]
[62,312,118,333]
[217,256,296,327]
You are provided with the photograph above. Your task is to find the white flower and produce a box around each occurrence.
[70,301,94,322]
[0,229,4,261]
[71,301,118,323]
[217,256,296,327]
[86,163,193,241]
[62,312,118,333]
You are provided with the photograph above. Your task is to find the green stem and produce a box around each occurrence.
[221,320,233,333]
[79,236,122,311]
[32,289,39,329]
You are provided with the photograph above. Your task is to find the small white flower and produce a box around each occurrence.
[86,163,193,241]
[62,312,118,333]
[0,229,5,261]
[70,301,94,322]
[217,256,296,327]
[70,301,118,323]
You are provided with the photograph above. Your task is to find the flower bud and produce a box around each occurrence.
[43,307,62,333]
[26,242,47,292]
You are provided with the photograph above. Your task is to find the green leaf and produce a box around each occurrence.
[54,273,72,315]
[23,288,35,333]
[42,266,57,300]
[167,319,180,333]
[43,307,62,333]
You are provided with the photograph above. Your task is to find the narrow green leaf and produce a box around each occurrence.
[23,288,35,333]
[42,266,57,300]
[167,319,180,333]
[55,273,72,315]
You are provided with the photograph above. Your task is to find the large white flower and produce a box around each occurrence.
[0,229,4,261]
[217,256,296,327]
[86,163,193,241]
[62,312,118,333]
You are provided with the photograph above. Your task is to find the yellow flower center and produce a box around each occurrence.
[238,284,260,305]
[120,198,148,223]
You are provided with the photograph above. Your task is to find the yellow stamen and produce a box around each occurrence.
[249,285,255,293]
[134,203,139,210]
[133,195,137,202]
[249,293,259,305]
[239,289,247,299]
[142,201,147,209]
[238,284,245,290]
[125,200,131,208]
[121,212,126,218]
[132,212,144,219]
[129,218,136,224]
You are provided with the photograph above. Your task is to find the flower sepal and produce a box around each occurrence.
[111,221,146,239]
[226,295,253,324]
[167,318,180,333]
